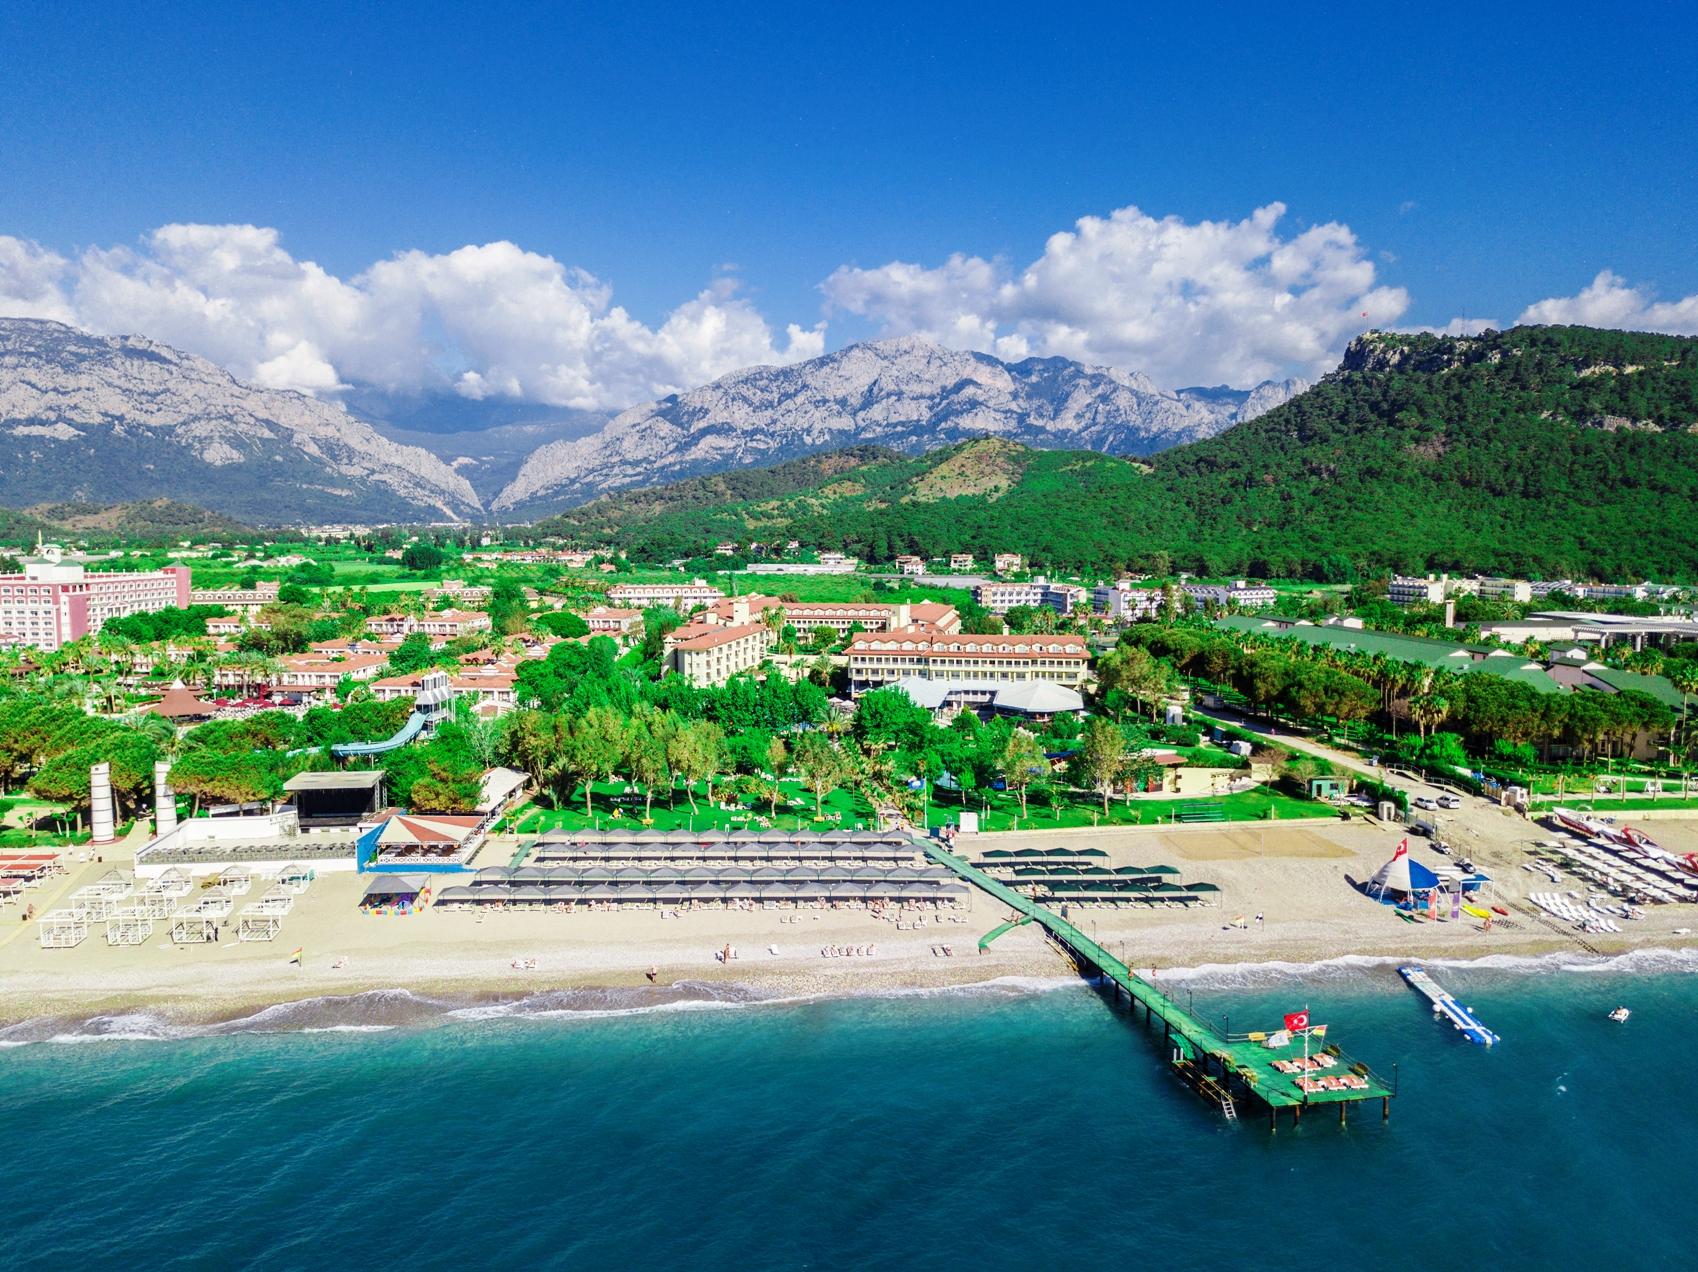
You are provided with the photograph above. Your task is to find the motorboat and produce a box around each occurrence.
[1608,1007,1631,1024]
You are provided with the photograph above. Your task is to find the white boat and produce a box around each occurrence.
[1608,1007,1631,1023]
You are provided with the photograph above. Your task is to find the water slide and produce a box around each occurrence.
[328,709,430,758]
[977,914,1033,951]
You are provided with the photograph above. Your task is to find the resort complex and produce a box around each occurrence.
[2,523,1695,1136]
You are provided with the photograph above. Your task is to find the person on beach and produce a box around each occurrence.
[646,966,658,982]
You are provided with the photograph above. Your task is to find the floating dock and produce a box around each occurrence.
[922,838,1396,1128]
[1398,965,1500,1046]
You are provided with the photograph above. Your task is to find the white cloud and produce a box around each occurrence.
[0,226,822,408]
[1517,270,1698,336]
[822,202,1410,386]
[0,236,76,323]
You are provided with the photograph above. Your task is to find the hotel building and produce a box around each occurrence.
[665,622,774,686]
[844,631,1090,696]
[0,547,191,651]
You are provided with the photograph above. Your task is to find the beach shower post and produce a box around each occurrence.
[154,759,178,837]
[90,762,116,844]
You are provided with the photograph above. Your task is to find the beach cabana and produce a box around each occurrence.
[361,874,433,910]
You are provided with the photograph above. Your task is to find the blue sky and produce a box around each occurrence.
[2,1,1694,406]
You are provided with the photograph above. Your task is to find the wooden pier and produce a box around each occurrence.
[923,838,1396,1128]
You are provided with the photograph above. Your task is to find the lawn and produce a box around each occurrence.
[921,785,1322,832]
[513,778,878,835]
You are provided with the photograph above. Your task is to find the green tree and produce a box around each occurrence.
[793,731,847,819]
[1074,717,1128,815]
[999,728,1050,818]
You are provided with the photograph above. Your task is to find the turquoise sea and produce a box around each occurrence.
[4,952,1695,1271]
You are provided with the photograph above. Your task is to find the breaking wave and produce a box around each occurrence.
[1,949,1690,1046]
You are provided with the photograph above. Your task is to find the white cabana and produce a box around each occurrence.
[238,911,282,942]
[39,909,90,948]
[105,916,154,946]
[171,916,219,944]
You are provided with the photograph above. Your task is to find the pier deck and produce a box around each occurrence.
[922,839,1396,1120]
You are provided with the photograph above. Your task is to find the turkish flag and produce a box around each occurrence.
[1284,1010,1311,1033]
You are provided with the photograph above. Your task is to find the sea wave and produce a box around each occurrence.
[0,989,451,1047]
[2,948,1690,1046]
[1134,945,1698,989]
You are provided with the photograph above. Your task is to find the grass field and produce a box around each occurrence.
[512,778,877,835]
[921,785,1320,832]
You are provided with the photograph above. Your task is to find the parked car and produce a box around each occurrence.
[1413,795,1439,810]
[1437,794,1462,809]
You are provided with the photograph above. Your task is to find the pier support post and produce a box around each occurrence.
[1382,1097,1390,1121]
[1339,1102,1347,1127]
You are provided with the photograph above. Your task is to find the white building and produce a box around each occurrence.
[1387,573,1477,607]
[845,631,1090,696]
[1475,576,1534,603]
[665,622,774,686]
[190,581,282,612]
[972,579,1088,616]
[607,579,726,610]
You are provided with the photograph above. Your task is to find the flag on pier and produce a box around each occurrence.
[290,947,303,965]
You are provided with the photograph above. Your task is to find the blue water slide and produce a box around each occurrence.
[329,709,429,758]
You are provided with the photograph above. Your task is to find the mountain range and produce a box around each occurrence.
[492,336,1304,515]
[0,320,481,523]
[0,320,1301,523]
[534,325,1698,580]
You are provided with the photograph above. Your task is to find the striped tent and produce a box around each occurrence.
[1365,839,1441,902]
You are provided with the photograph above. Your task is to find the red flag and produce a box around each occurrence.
[1394,838,1408,858]
[1284,1009,1310,1033]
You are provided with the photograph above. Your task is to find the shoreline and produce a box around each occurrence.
[6,930,1695,1040]
[8,817,1698,1037]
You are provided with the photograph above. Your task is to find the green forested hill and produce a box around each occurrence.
[527,325,1698,580]
[1153,325,1698,579]
[0,499,258,546]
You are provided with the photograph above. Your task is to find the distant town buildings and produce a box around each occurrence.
[190,581,281,612]
[993,553,1024,575]
[365,610,492,640]
[607,579,726,610]
[581,606,644,638]
[1475,576,1534,603]
[893,554,925,576]
[948,553,975,572]
[744,550,860,576]
[0,546,191,651]
[1387,573,1478,606]
[1181,581,1277,610]
[972,579,1088,616]
[702,595,961,635]
[1092,584,1164,621]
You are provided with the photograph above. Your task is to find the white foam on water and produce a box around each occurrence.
[4,946,1690,1046]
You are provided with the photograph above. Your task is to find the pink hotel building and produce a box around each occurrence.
[0,548,191,651]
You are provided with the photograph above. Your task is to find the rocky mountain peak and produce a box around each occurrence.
[491,337,1307,516]
[0,318,482,524]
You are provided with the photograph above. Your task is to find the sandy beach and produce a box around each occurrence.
[5,809,1697,1030]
